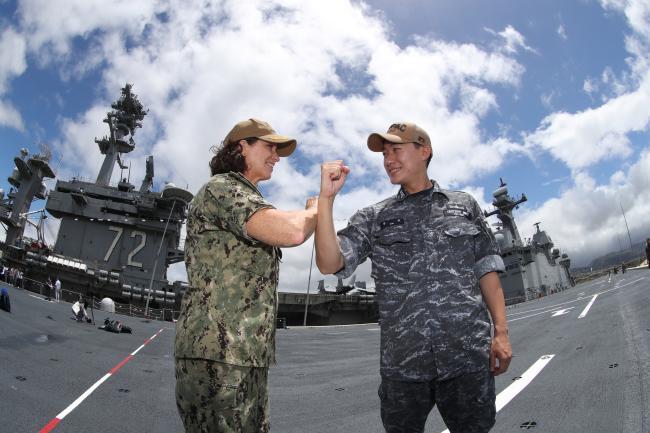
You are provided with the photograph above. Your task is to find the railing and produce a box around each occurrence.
[9,275,181,322]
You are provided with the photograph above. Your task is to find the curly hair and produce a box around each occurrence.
[209,137,257,176]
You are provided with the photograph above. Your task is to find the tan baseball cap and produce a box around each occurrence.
[367,122,431,152]
[223,118,297,157]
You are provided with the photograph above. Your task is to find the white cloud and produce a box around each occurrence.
[3,0,649,290]
[0,27,27,129]
[0,27,27,93]
[540,90,558,111]
[54,105,116,181]
[583,78,598,95]
[0,100,24,130]
[485,25,538,55]
[17,0,159,58]
[601,0,650,41]
[509,0,650,268]
[4,1,537,290]
[526,71,650,169]
[516,148,650,266]
[557,24,568,40]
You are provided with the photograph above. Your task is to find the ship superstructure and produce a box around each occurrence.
[0,147,55,252]
[2,84,192,314]
[484,179,573,303]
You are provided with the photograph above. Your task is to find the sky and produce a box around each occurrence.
[1,0,650,292]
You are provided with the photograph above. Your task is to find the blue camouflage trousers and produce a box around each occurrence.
[379,369,496,433]
[175,358,270,433]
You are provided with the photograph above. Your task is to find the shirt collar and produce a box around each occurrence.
[228,171,265,196]
[396,180,448,201]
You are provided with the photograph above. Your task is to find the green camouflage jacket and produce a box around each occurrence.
[175,172,280,367]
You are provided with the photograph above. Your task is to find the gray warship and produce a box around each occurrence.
[485,179,573,304]
[0,84,193,317]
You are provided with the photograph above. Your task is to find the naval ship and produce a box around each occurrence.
[484,179,574,304]
[0,84,193,319]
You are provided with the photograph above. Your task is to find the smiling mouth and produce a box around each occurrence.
[387,167,401,174]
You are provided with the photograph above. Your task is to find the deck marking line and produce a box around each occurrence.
[508,277,645,322]
[38,328,164,433]
[56,373,112,419]
[131,328,163,355]
[131,344,146,356]
[109,355,134,374]
[509,309,560,322]
[440,354,555,433]
[38,418,61,433]
[494,354,555,411]
[578,294,599,318]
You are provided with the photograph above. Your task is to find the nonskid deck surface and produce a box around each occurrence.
[1,270,648,433]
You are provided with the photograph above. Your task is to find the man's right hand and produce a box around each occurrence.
[320,160,350,199]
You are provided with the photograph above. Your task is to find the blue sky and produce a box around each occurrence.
[1,0,650,291]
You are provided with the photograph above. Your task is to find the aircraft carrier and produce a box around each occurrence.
[1,267,648,432]
[0,84,193,319]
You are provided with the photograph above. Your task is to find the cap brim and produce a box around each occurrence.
[367,133,408,152]
[259,134,297,157]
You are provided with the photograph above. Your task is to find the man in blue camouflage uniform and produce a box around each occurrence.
[315,122,512,433]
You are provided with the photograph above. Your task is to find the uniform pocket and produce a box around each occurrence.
[374,230,411,246]
[442,222,478,264]
[443,222,479,238]
[371,228,413,282]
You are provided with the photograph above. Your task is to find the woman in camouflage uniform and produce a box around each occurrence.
[175,119,317,433]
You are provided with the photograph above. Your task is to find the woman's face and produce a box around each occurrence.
[241,139,280,185]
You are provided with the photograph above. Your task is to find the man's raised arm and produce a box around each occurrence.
[315,161,349,274]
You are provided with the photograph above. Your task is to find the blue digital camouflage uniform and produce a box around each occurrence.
[336,181,505,433]
[175,172,280,433]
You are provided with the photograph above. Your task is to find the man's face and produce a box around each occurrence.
[382,142,430,185]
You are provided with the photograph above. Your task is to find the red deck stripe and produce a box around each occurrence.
[37,328,164,433]
[109,354,134,375]
[38,417,61,433]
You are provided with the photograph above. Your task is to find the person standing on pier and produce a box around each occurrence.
[54,277,61,302]
[315,122,512,433]
[174,119,317,433]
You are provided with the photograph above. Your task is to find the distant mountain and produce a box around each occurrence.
[586,240,647,270]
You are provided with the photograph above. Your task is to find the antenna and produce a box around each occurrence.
[619,201,633,250]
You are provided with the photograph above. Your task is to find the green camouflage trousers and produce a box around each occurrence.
[175,358,270,433]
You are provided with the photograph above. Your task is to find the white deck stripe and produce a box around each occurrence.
[508,277,645,322]
[41,328,164,431]
[56,373,112,419]
[578,294,599,318]
[440,354,555,433]
[494,354,555,411]
[131,344,146,356]
[509,308,562,322]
